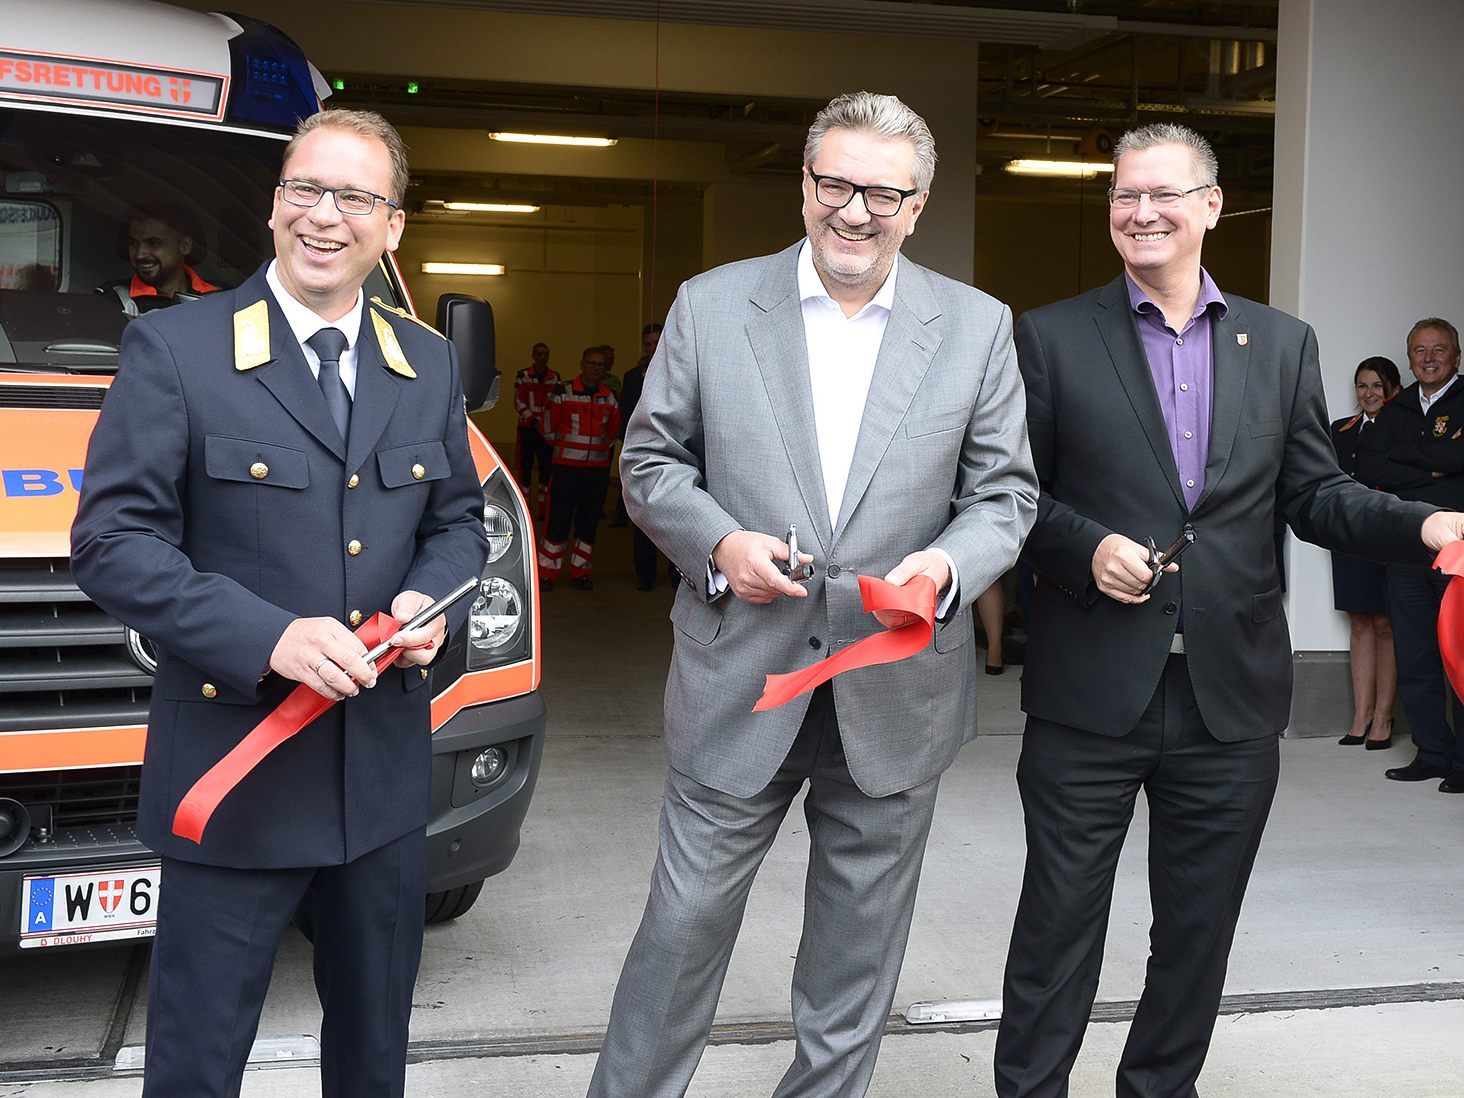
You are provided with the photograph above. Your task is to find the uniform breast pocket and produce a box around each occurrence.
[377,441,450,488]
[204,436,309,489]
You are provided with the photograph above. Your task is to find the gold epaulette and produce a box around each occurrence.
[1339,414,1362,432]
[370,296,446,340]
[234,299,271,370]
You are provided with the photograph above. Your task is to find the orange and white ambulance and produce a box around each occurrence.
[0,0,544,951]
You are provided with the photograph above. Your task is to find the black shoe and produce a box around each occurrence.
[570,577,594,591]
[1439,772,1464,794]
[1365,733,1394,751]
[1338,733,1367,745]
[1385,759,1449,782]
[985,664,1004,676]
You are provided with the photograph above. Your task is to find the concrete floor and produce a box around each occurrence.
[3,521,1464,1096]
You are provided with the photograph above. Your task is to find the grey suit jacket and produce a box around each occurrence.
[1018,275,1435,742]
[621,241,1037,798]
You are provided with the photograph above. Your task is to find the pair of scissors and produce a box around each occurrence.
[778,524,814,583]
[1143,525,1196,595]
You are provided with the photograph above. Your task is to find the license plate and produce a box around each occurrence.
[19,864,161,949]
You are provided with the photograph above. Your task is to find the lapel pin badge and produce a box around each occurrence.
[1236,333,1249,346]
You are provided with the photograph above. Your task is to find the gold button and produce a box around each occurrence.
[420,668,429,680]
[349,609,363,626]
[411,463,426,480]
[249,462,269,480]
[347,539,362,556]
[201,683,217,699]
[347,473,360,489]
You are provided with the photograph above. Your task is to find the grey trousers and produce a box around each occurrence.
[588,684,942,1098]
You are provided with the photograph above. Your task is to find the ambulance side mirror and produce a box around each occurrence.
[436,293,498,411]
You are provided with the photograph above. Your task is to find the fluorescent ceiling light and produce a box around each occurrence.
[421,262,506,276]
[1004,159,1115,178]
[442,201,541,214]
[489,131,617,148]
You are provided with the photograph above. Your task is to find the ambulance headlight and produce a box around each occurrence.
[482,502,514,564]
[468,577,522,652]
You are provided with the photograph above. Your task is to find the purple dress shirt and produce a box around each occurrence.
[1125,269,1228,510]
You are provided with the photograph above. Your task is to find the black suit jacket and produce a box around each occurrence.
[71,265,488,868]
[1353,379,1464,510]
[1018,276,1434,742]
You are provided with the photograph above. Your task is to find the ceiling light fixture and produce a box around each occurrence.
[1003,159,1115,179]
[489,132,617,148]
[421,262,506,276]
[442,202,541,214]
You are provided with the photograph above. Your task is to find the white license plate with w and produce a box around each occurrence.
[20,864,161,949]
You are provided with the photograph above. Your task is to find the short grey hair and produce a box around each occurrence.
[1408,317,1461,357]
[284,109,410,206]
[804,92,937,193]
[1113,122,1219,187]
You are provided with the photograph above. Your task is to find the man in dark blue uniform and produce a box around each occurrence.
[1355,317,1464,791]
[71,110,488,1098]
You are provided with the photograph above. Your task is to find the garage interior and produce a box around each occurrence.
[4,1,1464,1095]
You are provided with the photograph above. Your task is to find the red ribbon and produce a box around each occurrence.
[753,574,938,712]
[1436,542,1464,699]
[172,612,417,844]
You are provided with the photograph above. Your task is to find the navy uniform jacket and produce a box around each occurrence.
[1354,379,1464,511]
[72,264,488,869]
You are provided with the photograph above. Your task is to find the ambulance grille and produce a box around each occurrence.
[4,765,141,829]
[0,385,106,410]
[0,558,152,733]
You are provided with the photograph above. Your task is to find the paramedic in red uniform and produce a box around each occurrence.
[513,341,560,509]
[537,345,620,590]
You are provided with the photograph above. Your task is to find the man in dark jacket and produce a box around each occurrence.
[1355,317,1464,792]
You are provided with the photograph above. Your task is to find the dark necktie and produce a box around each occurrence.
[307,327,351,441]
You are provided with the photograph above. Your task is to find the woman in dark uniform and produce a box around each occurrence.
[1332,356,1403,747]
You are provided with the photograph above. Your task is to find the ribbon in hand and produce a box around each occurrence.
[172,612,428,843]
[1435,541,1464,700]
[753,574,938,712]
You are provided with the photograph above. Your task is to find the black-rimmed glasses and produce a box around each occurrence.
[808,171,919,217]
[1106,184,1212,209]
[278,179,399,216]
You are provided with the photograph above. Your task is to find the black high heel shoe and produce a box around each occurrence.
[1339,720,1370,746]
[1365,727,1394,750]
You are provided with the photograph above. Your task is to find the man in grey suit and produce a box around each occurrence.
[591,92,1037,1097]
[995,122,1464,1098]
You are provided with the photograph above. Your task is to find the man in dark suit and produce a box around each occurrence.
[71,110,487,1098]
[1355,318,1464,790]
[995,122,1463,1098]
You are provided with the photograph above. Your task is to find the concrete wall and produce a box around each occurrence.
[1272,0,1464,651]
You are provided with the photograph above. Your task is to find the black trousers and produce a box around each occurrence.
[516,426,552,489]
[545,463,610,546]
[142,828,426,1098]
[1385,561,1464,771]
[632,524,659,586]
[995,655,1279,1098]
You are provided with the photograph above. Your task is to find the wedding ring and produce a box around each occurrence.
[313,657,332,676]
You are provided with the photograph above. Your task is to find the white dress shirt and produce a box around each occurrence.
[1419,372,1458,415]
[709,242,958,614]
[266,260,364,397]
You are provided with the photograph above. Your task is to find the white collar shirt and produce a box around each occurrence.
[1419,372,1459,415]
[265,260,364,397]
[797,239,898,529]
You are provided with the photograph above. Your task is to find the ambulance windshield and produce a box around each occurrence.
[0,108,312,372]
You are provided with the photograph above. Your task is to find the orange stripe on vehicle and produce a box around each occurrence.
[430,661,536,730]
[0,408,100,557]
[0,726,146,772]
